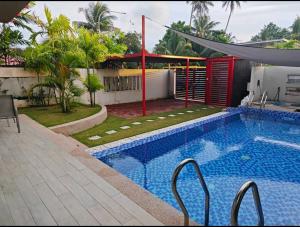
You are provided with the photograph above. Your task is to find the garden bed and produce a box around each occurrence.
[72,104,222,147]
[19,103,101,127]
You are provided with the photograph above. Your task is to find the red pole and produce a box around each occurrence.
[205,59,212,105]
[226,57,235,106]
[185,58,190,108]
[142,15,146,116]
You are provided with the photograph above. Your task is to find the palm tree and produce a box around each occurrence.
[77,28,107,106]
[222,1,245,32]
[76,1,116,33]
[193,15,219,38]
[186,1,214,27]
[11,1,36,32]
[291,16,300,38]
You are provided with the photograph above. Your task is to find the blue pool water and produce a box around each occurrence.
[96,109,300,226]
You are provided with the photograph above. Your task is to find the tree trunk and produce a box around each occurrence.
[87,67,93,107]
[93,92,96,107]
[224,10,233,33]
[189,5,194,27]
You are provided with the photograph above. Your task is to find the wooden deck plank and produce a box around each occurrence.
[2,182,36,226]
[0,189,14,225]
[83,183,134,224]
[59,193,99,226]
[58,175,98,209]
[88,204,121,226]
[34,182,78,226]
[0,116,164,226]
[14,176,57,226]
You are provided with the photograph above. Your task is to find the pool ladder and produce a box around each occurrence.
[171,158,264,226]
[260,91,268,109]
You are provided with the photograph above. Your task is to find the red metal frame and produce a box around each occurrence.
[142,15,146,116]
[185,58,190,107]
[205,56,235,106]
[226,56,235,106]
[205,59,212,105]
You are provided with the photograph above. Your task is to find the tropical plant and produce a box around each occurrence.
[101,28,127,55]
[291,16,300,34]
[30,6,74,43]
[0,25,28,65]
[154,21,196,56]
[186,1,214,27]
[274,40,300,49]
[77,27,107,106]
[251,22,291,41]
[83,74,103,106]
[23,44,52,105]
[192,15,219,38]
[222,1,245,32]
[124,31,141,54]
[76,1,116,33]
[29,7,85,112]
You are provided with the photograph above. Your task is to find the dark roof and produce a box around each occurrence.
[0,1,30,23]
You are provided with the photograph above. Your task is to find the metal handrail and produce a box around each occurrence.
[171,158,210,226]
[231,181,264,226]
[260,91,267,109]
[248,91,254,106]
[263,94,268,108]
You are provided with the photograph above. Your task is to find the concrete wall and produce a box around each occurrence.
[0,67,174,106]
[249,65,300,103]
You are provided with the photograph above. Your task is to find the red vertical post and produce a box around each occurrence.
[205,59,212,105]
[185,58,190,108]
[226,57,235,106]
[141,15,146,116]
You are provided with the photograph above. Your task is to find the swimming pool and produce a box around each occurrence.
[93,108,300,226]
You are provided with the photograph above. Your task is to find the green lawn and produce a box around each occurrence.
[72,104,222,147]
[19,103,101,127]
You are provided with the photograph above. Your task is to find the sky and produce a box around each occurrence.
[26,1,300,51]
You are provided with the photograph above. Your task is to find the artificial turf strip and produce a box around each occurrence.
[72,104,222,147]
[19,103,101,127]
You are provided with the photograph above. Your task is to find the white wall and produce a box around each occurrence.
[0,67,174,106]
[249,65,300,103]
[78,68,173,105]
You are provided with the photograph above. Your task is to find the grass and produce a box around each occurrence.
[72,104,222,147]
[19,103,101,127]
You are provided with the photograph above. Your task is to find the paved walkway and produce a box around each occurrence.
[106,98,202,118]
[0,115,163,226]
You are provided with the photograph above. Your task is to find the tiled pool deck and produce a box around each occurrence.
[0,115,163,226]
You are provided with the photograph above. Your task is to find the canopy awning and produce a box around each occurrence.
[171,29,300,67]
[107,53,206,64]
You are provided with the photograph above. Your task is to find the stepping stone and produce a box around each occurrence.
[105,130,117,135]
[202,107,208,110]
[158,117,166,119]
[186,110,194,113]
[168,114,176,117]
[120,126,130,130]
[177,112,184,115]
[131,122,142,125]
[88,135,101,141]
[146,119,154,122]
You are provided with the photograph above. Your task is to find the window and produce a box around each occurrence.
[287,74,300,84]
[103,76,140,92]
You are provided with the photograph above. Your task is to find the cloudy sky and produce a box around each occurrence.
[29,1,300,51]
